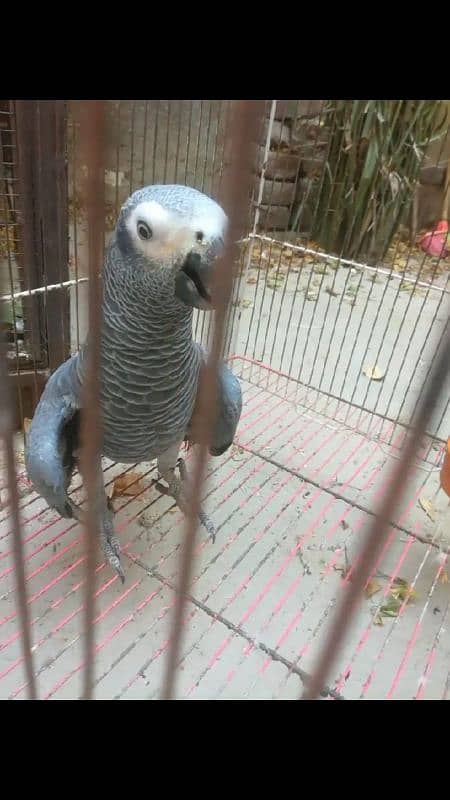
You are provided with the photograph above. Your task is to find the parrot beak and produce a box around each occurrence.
[175,241,224,310]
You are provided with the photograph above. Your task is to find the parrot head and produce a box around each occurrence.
[116,184,228,310]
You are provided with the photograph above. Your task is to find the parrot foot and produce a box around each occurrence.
[66,497,125,583]
[100,499,125,583]
[156,457,216,543]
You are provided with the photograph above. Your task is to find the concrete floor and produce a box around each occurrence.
[234,242,450,440]
[1,360,450,700]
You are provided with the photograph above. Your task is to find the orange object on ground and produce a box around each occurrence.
[419,220,449,258]
[440,438,450,497]
[420,147,450,258]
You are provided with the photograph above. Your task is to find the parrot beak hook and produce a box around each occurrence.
[175,252,214,310]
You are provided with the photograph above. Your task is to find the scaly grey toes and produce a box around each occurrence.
[100,529,125,583]
[66,498,85,523]
[100,500,125,582]
[199,509,216,543]
[176,458,216,543]
[65,491,125,580]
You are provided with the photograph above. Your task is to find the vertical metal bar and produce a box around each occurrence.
[114,101,122,218]
[3,186,26,427]
[192,100,203,189]
[163,101,171,184]
[151,101,160,184]
[223,104,268,361]
[302,310,450,700]
[37,101,70,371]
[0,342,37,698]
[243,101,277,279]
[183,102,194,187]
[141,100,149,186]
[160,100,264,700]
[75,100,106,701]
[69,108,81,351]
[129,101,136,194]
[174,100,183,184]
[15,101,45,366]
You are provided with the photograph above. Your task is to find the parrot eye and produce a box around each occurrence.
[196,231,204,243]
[137,221,152,241]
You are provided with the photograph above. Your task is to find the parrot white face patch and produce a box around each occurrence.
[126,201,189,262]
[126,199,228,266]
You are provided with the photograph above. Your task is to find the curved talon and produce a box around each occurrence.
[66,498,85,523]
[101,529,125,583]
[199,510,216,543]
[157,457,217,543]
[176,457,216,542]
[109,554,125,584]
[75,495,125,582]
[113,558,126,584]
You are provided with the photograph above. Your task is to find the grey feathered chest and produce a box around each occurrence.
[84,239,202,463]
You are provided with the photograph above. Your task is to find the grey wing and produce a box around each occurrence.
[25,354,83,519]
[209,361,242,456]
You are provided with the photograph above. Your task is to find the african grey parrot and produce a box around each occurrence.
[26,184,242,582]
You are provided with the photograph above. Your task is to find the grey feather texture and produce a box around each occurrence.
[26,184,242,579]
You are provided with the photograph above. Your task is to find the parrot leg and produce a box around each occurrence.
[67,473,125,583]
[156,445,216,543]
[177,457,216,542]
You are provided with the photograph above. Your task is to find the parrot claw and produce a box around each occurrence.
[67,497,125,582]
[177,458,216,544]
[102,499,125,583]
[176,457,216,542]
[199,509,216,543]
[156,457,217,543]
[100,526,125,583]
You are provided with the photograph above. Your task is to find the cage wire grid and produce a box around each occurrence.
[1,99,450,699]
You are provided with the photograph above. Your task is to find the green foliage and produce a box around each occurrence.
[311,101,448,261]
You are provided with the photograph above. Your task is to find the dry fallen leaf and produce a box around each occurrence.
[390,577,417,602]
[325,286,339,297]
[110,472,144,499]
[440,571,449,585]
[399,280,415,292]
[365,579,382,598]
[304,290,319,301]
[418,496,437,522]
[379,598,402,617]
[241,299,253,308]
[313,263,328,275]
[266,275,285,290]
[362,365,385,381]
[372,578,417,624]
[23,418,32,435]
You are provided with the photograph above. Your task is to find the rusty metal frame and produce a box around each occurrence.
[74,100,106,700]
[15,100,69,374]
